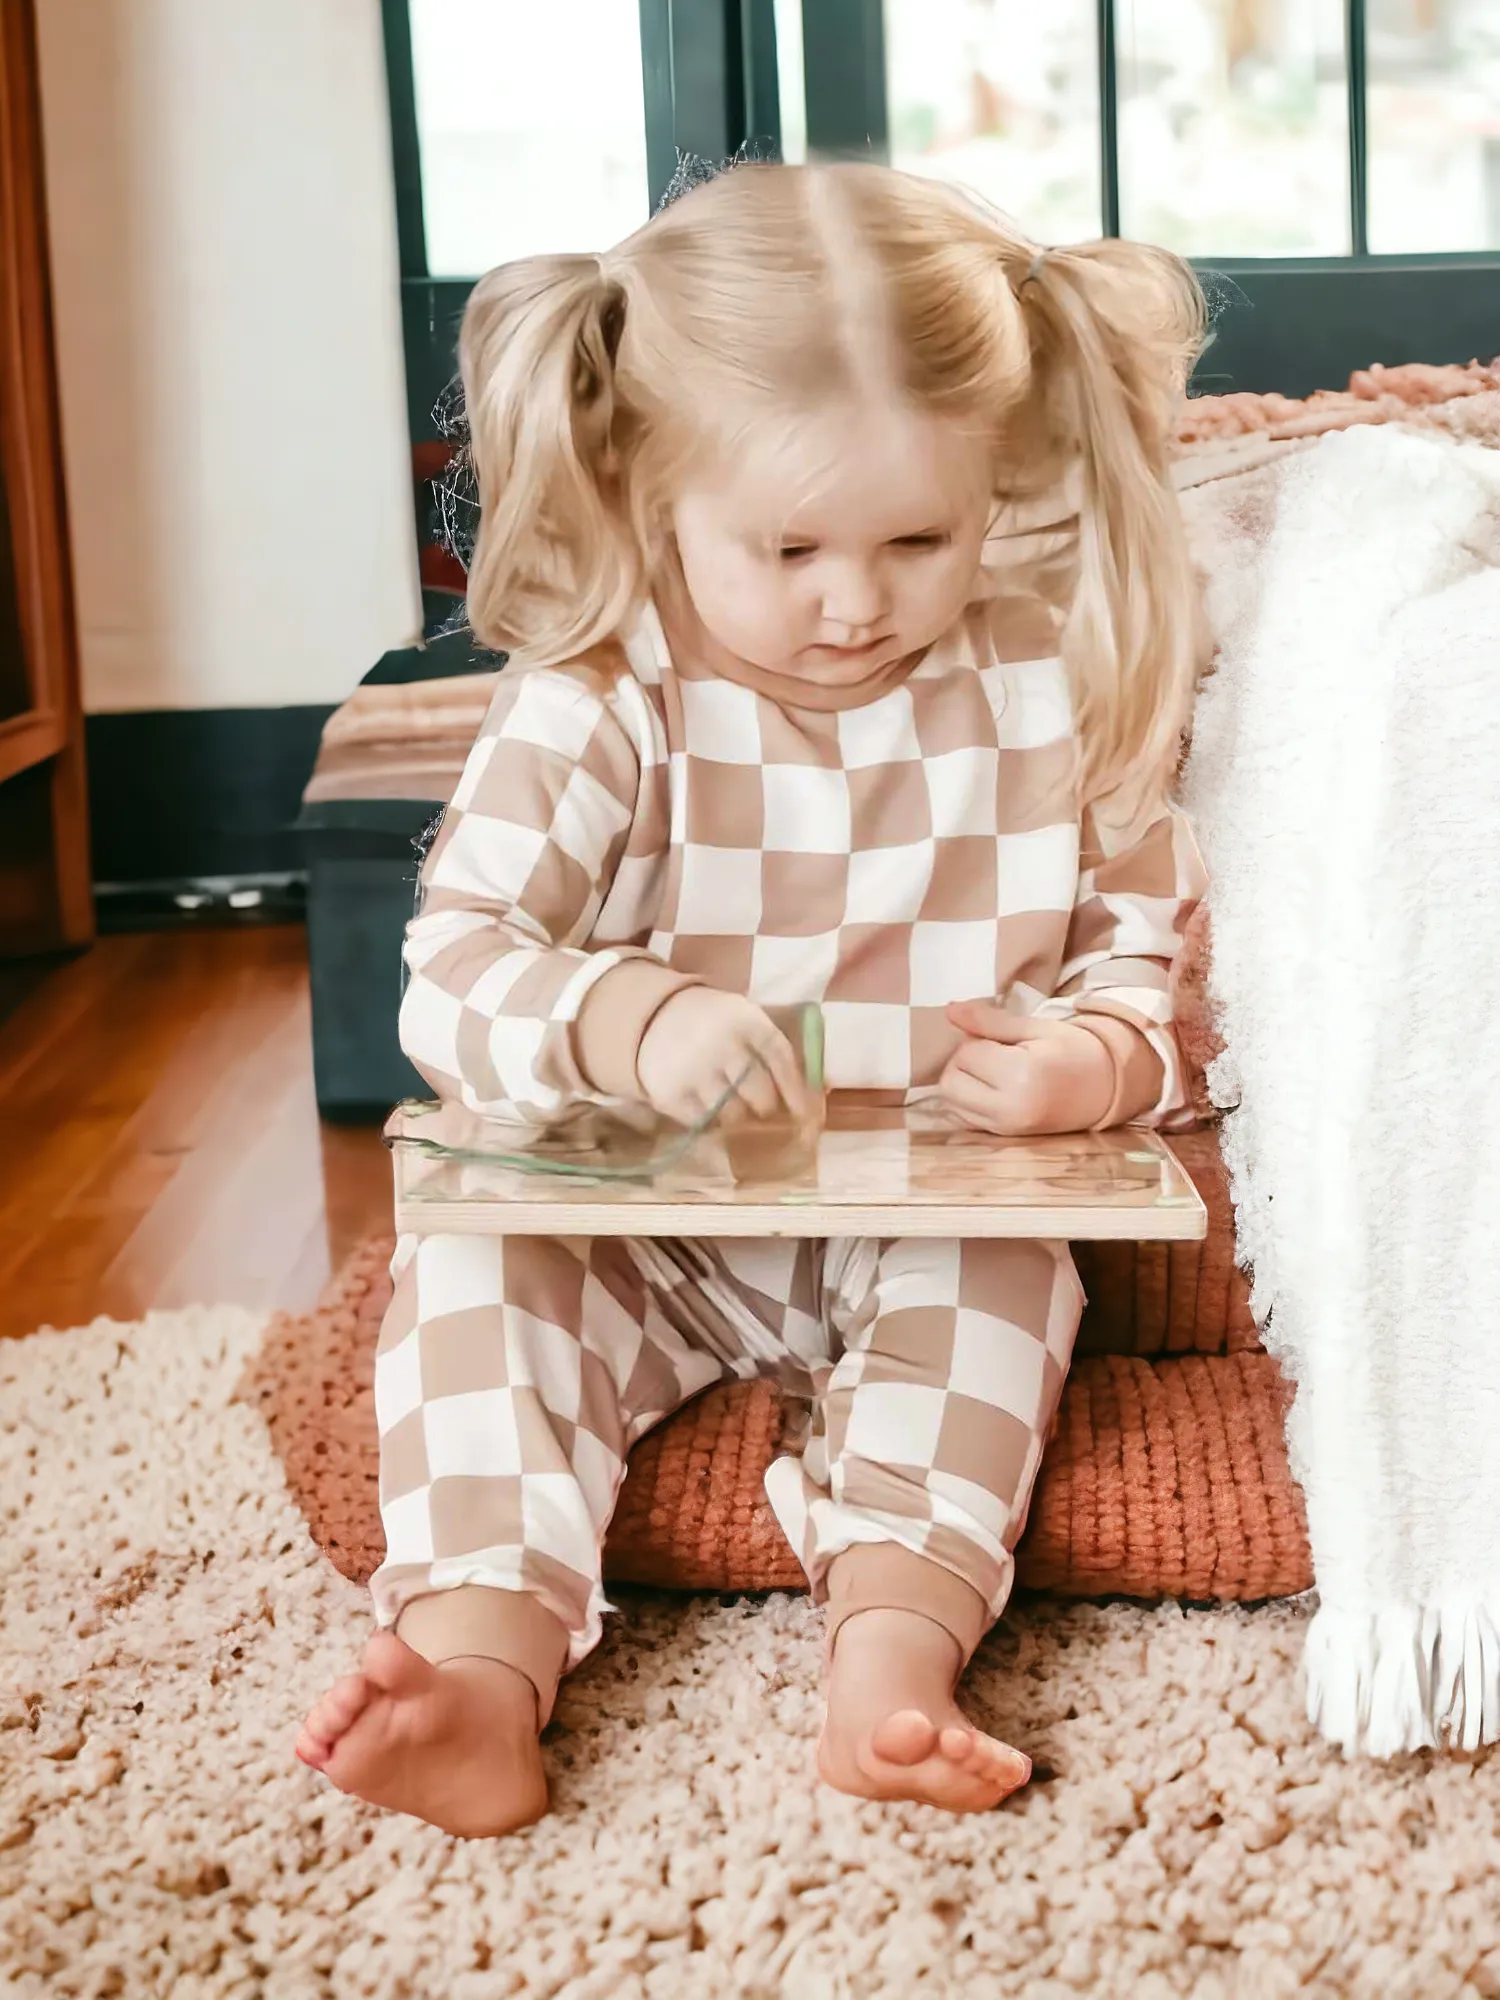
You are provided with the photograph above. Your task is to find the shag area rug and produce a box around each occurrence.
[6,1302,1500,2000]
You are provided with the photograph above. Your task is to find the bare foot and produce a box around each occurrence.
[818,1607,1031,1814]
[295,1630,548,1838]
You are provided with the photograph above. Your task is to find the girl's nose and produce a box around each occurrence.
[819,560,883,633]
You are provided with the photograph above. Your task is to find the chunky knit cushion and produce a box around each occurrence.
[241,888,1294,1604]
[244,1187,1307,1607]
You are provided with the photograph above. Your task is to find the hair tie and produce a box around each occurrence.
[1018,249,1050,296]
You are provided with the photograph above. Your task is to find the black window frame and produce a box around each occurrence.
[383,0,782,442]
[384,0,1500,431]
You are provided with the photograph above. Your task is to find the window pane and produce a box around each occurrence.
[1117,0,1350,255]
[409,0,650,277]
[1368,0,1500,251]
[772,0,1101,239]
[775,0,809,165]
[880,0,1103,240]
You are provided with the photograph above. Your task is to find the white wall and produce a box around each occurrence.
[36,0,422,712]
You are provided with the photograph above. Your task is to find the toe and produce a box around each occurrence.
[938,1723,977,1767]
[361,1628,439,1699]
[294,1728,331,1770]
[869,1709,941,1769]
[938,1723,1030,1797]
[303,1673,372,1748]
[326,1674,372,1728]
[978,1735,1031,1791]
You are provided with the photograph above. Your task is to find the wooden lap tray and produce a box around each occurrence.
[386,1096,1207,1243]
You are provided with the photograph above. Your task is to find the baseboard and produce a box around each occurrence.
[85,706,334,886]
[93,871,309,934]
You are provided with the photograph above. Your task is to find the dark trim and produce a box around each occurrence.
[638,0,680,212]
[1346,0,1368,257]
[801,0,887,162]
[400,276,471,440]
[1191,256,1500,398]
[740,0,782,155]
[1097,0,1119,238]
[93,874,308,936]
[379,0,427,279]
[400,254,1500,452]
[86,707,334,886]
[639,0,748,210]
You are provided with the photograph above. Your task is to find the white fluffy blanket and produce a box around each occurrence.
[1179,425,1500,1755]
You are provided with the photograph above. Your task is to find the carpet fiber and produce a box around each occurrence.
[6,1304,1500,1999]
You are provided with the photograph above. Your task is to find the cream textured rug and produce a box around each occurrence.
[5,1308,1500,2000]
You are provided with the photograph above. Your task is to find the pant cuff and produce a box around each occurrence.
[395,1585,571,1728]
[824,1545,991,1671]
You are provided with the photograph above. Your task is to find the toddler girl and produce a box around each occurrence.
[298,161,1208,1837]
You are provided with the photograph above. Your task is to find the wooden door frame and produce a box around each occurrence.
[0,0,92,949]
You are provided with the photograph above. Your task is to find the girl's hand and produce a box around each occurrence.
[636,988,809,1129]
[938,1000,1115,1136]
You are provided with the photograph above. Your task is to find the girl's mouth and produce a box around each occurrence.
[810,637,887,658]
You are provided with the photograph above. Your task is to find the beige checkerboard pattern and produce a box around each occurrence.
[397,584,1206,1126]
[382,575,1204,1657]
[369,1227,1084,1666]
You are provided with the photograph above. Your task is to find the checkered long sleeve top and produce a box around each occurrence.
[398,583,1207,1133]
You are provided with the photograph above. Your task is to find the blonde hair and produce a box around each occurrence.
[458,161,1206,811]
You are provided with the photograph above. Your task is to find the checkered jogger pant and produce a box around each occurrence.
[369,1230,1084,1671]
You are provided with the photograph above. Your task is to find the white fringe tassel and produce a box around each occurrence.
[1304,1602,1500,1757]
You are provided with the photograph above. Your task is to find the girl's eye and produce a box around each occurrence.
[778,544,818,563]
[892,532,949,551]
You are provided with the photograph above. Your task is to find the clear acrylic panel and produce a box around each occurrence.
[388,1100,1206,1240]
[876,0,1104,241]
[1116,0,1351,256]
[1367,0,1500,251]
[408,0,651,277]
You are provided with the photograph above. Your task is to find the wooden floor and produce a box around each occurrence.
[0,925,393,1338]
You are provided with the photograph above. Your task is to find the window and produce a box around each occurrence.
[767,0,1500,395]
[879,1,1104,244]
[383,0,1500,431]
[406,0,651,276]
[1114,0,1351,256]
[1367,0,1500,252]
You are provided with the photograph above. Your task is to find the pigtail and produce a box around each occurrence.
[458,254,637,663]
[1015,240,1207,820]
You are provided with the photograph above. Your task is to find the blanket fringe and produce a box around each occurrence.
[1305,1602,1500,1756]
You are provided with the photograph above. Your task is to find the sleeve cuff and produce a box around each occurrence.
[573,957,702,1101]
[1071,1014,1169,1129]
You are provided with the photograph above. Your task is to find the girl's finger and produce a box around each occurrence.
[940,1061,1016,1132]
[750,1029,809,1117]
[685,1085,723,1126]
[728,1057,783,1122]
[945,1098,1005,1133]
[947,1000,1076,1045]
[951,1036,1024,1092]
[946,997,1011,1036]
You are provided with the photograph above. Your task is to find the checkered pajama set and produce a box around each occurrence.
[372,581,1207,1713]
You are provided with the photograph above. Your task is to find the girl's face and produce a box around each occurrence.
[669,401,992,690]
